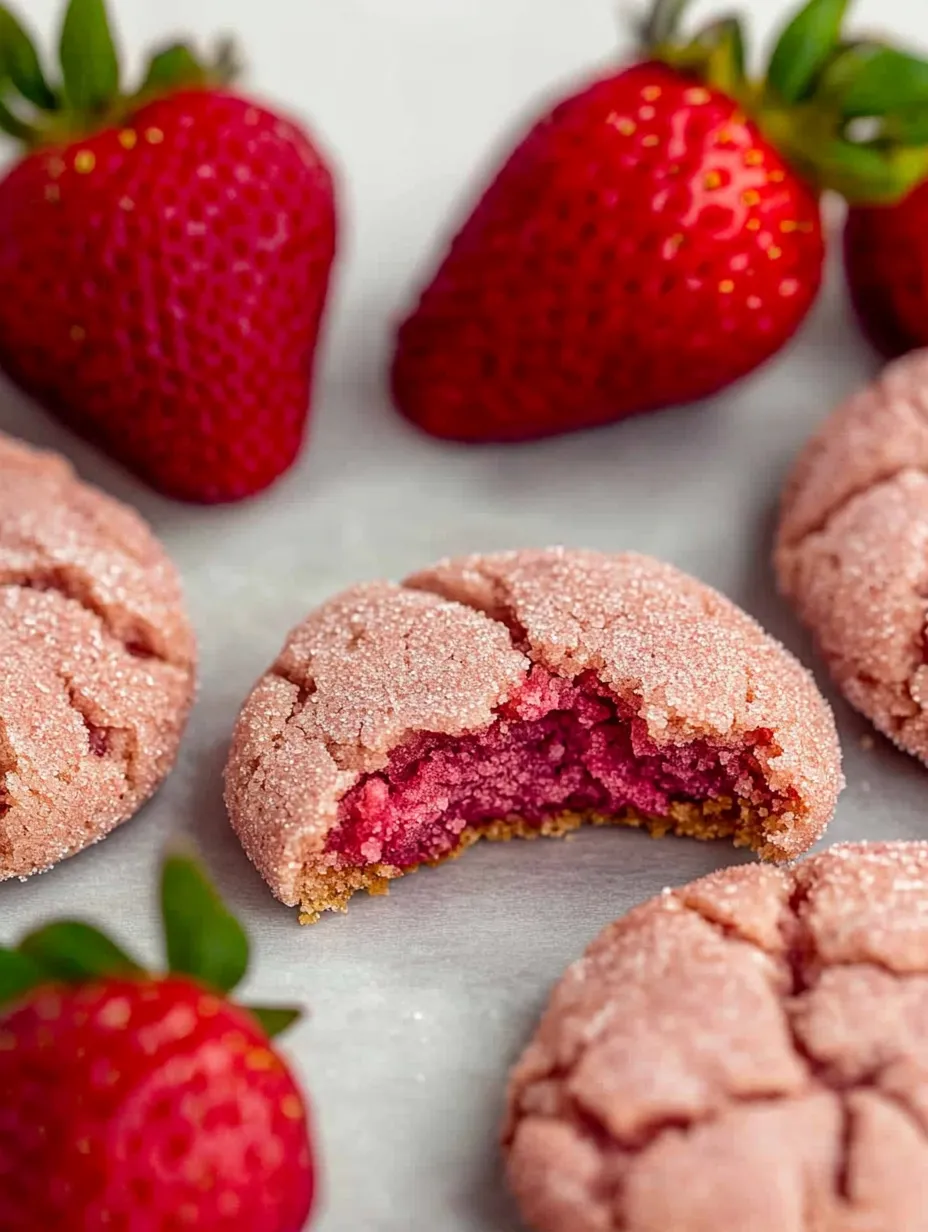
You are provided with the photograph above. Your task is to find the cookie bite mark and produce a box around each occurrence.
[224,581,530,913]
[777,349,928,552]
[224,550,842,921]
[312,668,798,922]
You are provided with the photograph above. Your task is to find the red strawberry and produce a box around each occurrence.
[392,0,928,443]
[845,178,928,357]
[838,39,928,357]
[0,1,336,503]
[0,852,315,1231]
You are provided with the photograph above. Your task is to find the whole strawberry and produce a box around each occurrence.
[839,38,928,356]
[0,852,315,1231]
[392,0,928,442]
[845,189,928,355]
[0,0,336,502]
[846,191,928,357]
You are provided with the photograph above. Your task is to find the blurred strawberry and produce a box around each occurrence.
[392,0,928,442]
[0,851,316,1231]
[845,185,928,356]
[0,0,337,502]
[843,40,928,356]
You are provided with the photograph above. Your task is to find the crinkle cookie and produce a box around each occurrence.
[224,548,841,921]
[777,349,928,763]
[0,433,196,880]
[505,842,928,1232]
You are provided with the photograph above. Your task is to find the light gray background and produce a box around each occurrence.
[3,2,928,1228]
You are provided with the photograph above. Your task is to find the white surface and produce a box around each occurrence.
[4,2,928,1229]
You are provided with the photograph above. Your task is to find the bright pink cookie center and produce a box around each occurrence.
[327,667,779,869]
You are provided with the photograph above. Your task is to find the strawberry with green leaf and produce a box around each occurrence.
[392,0,928,443]
[0,852,315,1231]
[842,46,928,355]
[0,0,336,503]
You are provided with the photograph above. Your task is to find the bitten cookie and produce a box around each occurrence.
[505,842,928,1232]
[776,349,928,764]
[224,548,841,921]
[0,433,196,880]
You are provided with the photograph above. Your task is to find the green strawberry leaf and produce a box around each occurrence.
[161,851,249,994]
[882,107,928,146]
[767,0,849,104]
[818,137,928,203]
[139,42,206,96]
[643,0,694,48]
[211,36,242,84]
[692,15,746,94]
[0,4,56,110]
[0,946,45,1009]
[0,94,40,142]
[58,0,120,114]
[18,921,143,983]
[836,47,928,119]
[244,1004,302,1038]
[818,40,884,100]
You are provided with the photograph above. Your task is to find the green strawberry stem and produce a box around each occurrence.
[643,0,928,204]
[642,0,691,47]
[0,848,301,1039]
[0,0,238,148]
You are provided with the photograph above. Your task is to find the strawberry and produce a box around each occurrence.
[392,0,928,443]
[0,0,336,503]
[839,40,928,357]
[846,188,928,357]
[0,852,315,1231]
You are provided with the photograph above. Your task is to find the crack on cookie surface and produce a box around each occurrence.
[228,552,839,912]
[248,667,320,781]
[404,566,531,651]
[3,567,163,663]
[62,683,137,793]
[506,848,928,1230]
[269,662,318,708]
[776,363,928,552]
[778,464,928,765]
[0,437,197,880]
[0,588,169,809]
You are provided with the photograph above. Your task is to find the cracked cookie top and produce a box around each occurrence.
[0,433,196,880]
[505,841,928,1232]
[776,350,928,763]
[224,548,842,908]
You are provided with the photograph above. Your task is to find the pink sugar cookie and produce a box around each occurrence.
[224,548,841,921]
[777,349,928,764]
[0,433,196,880]
[505,841,928,1232]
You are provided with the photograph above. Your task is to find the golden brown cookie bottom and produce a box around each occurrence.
[296,798,783,923]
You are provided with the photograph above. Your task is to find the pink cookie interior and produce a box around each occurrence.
[327,667,784,869]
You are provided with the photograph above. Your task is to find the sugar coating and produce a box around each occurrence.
[777,349,928,763]
[224,581,527,906]
[224,549,842,911]
[0,433,196,879]
[505,841,928,1232]
[408,550,839,809]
